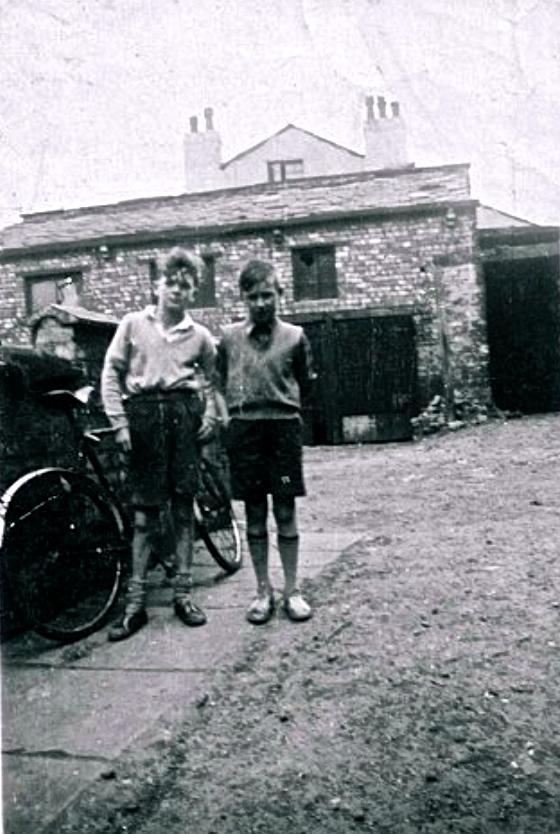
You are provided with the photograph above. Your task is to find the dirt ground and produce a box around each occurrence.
[50,415,560,833]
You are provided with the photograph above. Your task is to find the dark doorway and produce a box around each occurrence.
[334,315,416,442]
[484,256,560,413]
[299,319,331,445]
[297,313,417,444]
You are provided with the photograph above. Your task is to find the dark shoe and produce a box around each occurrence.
[246,593,275,625]
[174,597,207,627]
[283,591,313,622]
[108,607,148,642]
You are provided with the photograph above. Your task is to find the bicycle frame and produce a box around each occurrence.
[1,386,241,584]
[77,428,131,529]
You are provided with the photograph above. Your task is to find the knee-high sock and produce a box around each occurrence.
[277,533,299,596]
[247,533,270,595]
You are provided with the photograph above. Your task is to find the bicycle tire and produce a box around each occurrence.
[1,469,126,642]
[194,459,242,574]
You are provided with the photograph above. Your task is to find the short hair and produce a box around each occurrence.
[158,247,202,287]
[239,259,282,294]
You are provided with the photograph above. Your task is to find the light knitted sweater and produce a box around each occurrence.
[101,306,216,429]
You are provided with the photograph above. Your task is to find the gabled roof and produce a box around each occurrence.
[0,163,473,257]
[476,204,536,229]
[222,123,363,168]
[29,304,119,328]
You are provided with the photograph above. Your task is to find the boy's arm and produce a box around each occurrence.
[100,318,132,431]
[214,339,228,391]
[197,333,220,439]
[293,331,316,400]
[214,339,230,427]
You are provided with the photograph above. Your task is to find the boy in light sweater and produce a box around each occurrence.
[101,247,217,641]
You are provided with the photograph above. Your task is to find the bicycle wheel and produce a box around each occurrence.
[194,459,242,574]
[1,469,127,642]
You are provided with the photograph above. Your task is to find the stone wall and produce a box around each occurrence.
[0,348,129,636]
[0,201,490,410]
[0,349,85,495]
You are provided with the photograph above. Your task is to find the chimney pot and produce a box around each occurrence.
[363,94,409,170]
[189,115,198,133]
[365,95,375,122]
[204,107,214,131]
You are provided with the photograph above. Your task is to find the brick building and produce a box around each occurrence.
[0,160,491,444]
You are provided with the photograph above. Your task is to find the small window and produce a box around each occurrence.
[267,159,304,183]
[149,255,216,308]
[24,271,82,316]
[292,246,337,301]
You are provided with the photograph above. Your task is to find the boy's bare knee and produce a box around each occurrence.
[272,496,296,523]
[272,497,297,537]
[171,495,194,526]
[245,497,268,538]
[133,507,159,535]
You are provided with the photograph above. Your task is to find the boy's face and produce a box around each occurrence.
[243,275,279,327]
[157,269,198,313]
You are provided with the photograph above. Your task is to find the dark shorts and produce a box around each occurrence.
[225,417,305,501]
[126,391,203,507]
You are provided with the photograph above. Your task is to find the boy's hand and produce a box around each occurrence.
[115,426,132,453]
[197,417,217,443]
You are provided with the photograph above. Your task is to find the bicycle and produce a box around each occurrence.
[0,386,242,643]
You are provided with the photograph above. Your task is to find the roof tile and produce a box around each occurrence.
[1,164,471,254]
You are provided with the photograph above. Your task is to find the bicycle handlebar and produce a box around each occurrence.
[41,386,95,410]
[85,426,119,437]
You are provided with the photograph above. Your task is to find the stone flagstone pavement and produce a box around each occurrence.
[2,514,358,834]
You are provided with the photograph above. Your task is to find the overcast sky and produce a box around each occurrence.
[2,0,559,229]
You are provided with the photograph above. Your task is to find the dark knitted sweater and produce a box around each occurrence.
[217,318,314,420]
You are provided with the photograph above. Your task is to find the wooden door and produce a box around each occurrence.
[298,314,416,444]
[334,315,416,442]
[484,256,560,413]
[299,319,333,445]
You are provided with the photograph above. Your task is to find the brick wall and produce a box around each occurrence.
[0,202,489,410]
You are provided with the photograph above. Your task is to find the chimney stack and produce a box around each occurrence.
[363,94,409,170]
[204,107,214,131]
[184,107,222,192]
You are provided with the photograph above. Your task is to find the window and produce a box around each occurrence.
[148,254,216,308]
[267,159,304,183]
[24,271,82,316]
[292,246,337,301]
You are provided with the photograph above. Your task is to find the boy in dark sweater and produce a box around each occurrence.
[217,260,314,624]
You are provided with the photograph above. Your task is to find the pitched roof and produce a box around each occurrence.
[0,163,472,256]
[29,304,119,329]
[221,123,363,168]
[476,204,535,229]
